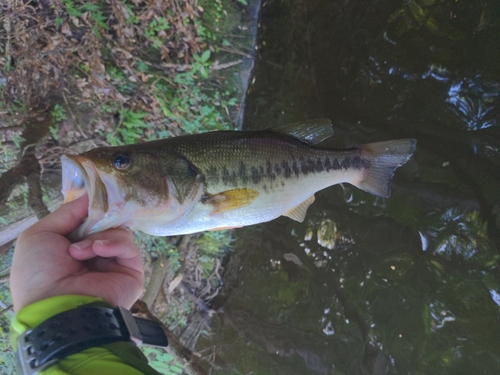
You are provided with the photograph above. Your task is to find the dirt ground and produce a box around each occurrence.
[0,0,251,372]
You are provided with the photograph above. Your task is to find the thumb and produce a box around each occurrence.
[25,194,89,237]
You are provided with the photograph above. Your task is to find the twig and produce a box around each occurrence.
[0,303,13,317]
[0,274,10,284]
[179,281,215,315]
[210,60,243,71]
[218,46,254,59]
[26,154,50,219]
[142,254,172,309]
[0,265,11,276]
[0,125,24,132]
[3,7,11,70]
[131,300,209,375]
[0,299,13,317]
[144,59,246,73]
[62,90,86,137]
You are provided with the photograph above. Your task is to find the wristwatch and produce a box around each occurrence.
[16,305,169,375]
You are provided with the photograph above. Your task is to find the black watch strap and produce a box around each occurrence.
[17,306,168,375]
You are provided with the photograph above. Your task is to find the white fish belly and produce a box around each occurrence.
[150,168,361,236]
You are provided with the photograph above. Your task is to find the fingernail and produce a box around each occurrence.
[70,239,92,251]
[95,240,111,247]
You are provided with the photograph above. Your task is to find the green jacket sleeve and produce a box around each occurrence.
[10,295,162,375]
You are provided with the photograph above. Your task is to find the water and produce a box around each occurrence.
[197,1,500,374]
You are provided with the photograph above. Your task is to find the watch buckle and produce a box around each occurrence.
[115,306,143,346]
[17,330,57,375]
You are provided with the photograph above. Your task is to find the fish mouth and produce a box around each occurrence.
[61,154,109,240]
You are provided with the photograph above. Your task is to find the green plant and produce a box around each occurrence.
[191,50,211,79]
[50,104,67,123]
[145,17,170,49]
[49,104,67,140]
[0,316,16,374]
[107,109,149,146]
[141,347,183,375]
[11,133,25,148]
[60,1,109,37]
[154,80,235,134]
[196,230,233,255]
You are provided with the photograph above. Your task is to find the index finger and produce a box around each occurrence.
[25,193,89,237]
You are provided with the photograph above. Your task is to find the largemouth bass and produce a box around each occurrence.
[61,119,416,240]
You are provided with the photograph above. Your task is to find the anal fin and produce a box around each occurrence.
[283,195,315,222]
[205,188,259,215]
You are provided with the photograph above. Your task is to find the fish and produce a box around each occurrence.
[61,119,416,240]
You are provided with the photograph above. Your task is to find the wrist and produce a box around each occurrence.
[12,298,169,375]
[10,295,105,349]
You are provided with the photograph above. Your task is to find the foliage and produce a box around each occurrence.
[0,0,248,372]
[107,109,149,146]
[141,347,183,375]
[49,104,67,140]
[195,230,233,255]
[0,318,16,375]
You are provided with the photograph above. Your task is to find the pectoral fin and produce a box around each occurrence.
[283,195,315,222]
[205,188,259,215]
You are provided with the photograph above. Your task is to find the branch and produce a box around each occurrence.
[26,154,50,219]
[0,299,13,317]
[0,304,12,317]
[0,216,38,247]
[0,274,10,284]
[142,254,172,309]
[142,235,192,309]
[131,300,208,375]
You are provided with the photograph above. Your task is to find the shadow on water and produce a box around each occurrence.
[197,1,500,374]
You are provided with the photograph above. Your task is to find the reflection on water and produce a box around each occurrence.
[196,0,500,374]
[446,77,499,130]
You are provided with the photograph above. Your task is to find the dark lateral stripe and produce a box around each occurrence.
[239,161,247,184]
[282,160,292,178]
[221,166,237,185]
[251,167,261,184]
[267,160,276,180]
[207,166,219,185]
[324,156,370,171]
[285,155,370,178]
[210,155,370,186]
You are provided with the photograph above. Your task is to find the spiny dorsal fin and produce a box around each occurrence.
[272,119,334,145]
[283,195,315,222]
[205,188,259,215]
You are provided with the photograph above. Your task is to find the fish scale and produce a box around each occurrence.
[61,119,416,239]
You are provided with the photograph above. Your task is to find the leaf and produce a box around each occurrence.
[168,273,184,293]
[83,3,99,12]
[200,49,211,63]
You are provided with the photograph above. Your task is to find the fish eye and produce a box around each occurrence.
[112,153,131,170]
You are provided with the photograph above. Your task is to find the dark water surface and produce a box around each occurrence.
[198,1,500,374]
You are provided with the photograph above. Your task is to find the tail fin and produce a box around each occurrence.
[355,139,416,198]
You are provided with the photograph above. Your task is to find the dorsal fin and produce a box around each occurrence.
[272,119,334,145]
[283,195,315,222]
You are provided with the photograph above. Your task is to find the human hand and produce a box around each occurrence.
[10,194,144,311]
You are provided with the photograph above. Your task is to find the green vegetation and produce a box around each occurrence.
[0,0,249,372]
[49,104,67,140]
[141,347,183,375]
